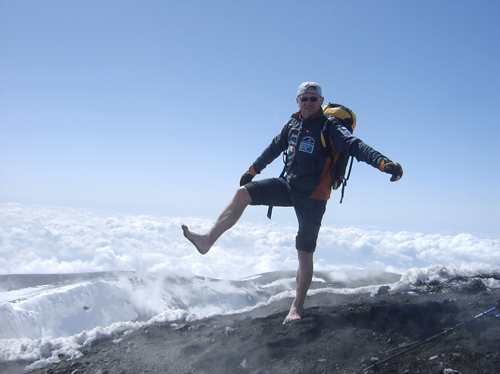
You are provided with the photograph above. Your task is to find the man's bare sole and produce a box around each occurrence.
[181,225,210,255]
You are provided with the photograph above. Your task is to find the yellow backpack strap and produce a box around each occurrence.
[320,129,327,148]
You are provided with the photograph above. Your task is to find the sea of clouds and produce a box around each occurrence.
[1,203,499,277]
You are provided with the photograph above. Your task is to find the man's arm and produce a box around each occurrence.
[330,120,403,181]
[240,121,290,185]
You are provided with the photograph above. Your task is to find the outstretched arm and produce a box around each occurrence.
[330,122,403,181]
[240,121,290,184]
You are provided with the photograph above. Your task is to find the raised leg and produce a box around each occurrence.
[182,186,252,255]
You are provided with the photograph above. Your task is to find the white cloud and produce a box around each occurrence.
[1,203,499,278]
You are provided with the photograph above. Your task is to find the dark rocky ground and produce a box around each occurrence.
[3,281,500,374]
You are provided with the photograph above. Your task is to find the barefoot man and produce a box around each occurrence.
[183,82,403,324]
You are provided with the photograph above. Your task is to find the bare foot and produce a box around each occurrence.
[181,225,211,255]
[283,305,303,324]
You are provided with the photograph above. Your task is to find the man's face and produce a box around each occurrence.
[296,93,324,119]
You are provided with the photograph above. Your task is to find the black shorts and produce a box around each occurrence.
[245,178,327,253]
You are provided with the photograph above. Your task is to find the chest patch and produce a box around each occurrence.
[289,130,299,146]
[299,136,315,154]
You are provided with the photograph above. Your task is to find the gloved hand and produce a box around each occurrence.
[240,166,258,186]
[380,160,403,182]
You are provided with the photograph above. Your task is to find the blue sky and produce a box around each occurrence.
[1,0,499,236]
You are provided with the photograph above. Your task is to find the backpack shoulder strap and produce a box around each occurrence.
[320,118,330,149]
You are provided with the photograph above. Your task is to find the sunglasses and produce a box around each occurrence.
[299,96,320,102]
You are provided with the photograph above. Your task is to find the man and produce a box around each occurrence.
[182,82,403,324]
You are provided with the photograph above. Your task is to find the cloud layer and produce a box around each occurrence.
[1,203,499,278]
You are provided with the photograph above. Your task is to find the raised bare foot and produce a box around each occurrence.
[181,225,211,255]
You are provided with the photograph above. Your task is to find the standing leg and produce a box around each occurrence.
[182,186,252,255]
[283,250,314,324]
[283,194,326,324]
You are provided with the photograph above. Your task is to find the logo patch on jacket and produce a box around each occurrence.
[289,131,299,146]
[339,126,352,137]
[299,136,315,154]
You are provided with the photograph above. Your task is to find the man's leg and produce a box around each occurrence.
[182,186,251,255]
[283,250,314,324]
[283,194,326,324]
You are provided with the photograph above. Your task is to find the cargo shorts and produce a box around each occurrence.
[244,177,327,253]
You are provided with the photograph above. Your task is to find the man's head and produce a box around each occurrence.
[296,82,324,119]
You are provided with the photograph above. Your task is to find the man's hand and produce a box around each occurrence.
[240,166,257,186]
[380,161,403,182]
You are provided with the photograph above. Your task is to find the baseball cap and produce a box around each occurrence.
[297,82,322,97]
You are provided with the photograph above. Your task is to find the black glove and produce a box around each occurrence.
[382,161,403,182]
[240,167,257,186]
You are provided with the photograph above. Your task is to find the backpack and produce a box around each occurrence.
[321,103,357,203]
